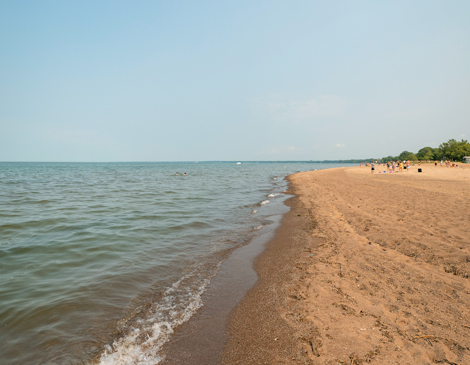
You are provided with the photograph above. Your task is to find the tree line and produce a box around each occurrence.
[380,139,470,163]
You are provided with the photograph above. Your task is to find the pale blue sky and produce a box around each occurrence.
[1,0,469,161]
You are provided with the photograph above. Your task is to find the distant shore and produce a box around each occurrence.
[222,164,470,364]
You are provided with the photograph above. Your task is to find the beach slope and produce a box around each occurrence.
[222,165,470,364]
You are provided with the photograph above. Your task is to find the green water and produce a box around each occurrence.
[0,161,353,364]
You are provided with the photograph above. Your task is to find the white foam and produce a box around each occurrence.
[253,225,263,231]
[251,209,258,214]
[267,193,281,198]
[260,200,270,205]
[98,267,217,365]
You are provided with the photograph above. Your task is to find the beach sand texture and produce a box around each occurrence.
[222,164,470,364]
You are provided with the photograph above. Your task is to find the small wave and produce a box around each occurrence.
[267,193,281,198]
[253,225,263,231]
[250,209,258,214]
[260,200,270,205]
[98,266,218,365]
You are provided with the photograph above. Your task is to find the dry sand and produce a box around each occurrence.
[222,164,470,365]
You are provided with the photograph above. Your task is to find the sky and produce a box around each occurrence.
[1,0,469,162]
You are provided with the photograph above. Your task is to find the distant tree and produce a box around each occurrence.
[381,155,398,163]
[439,139,470,161]
[433,148,444,160]
[380,138,470,163]
[416,147,435,160]
[398,151,417,161]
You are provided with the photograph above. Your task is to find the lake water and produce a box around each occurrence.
[0,162,352,364]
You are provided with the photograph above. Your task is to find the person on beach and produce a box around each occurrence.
[371,162,375,174]
[399,161,403,172]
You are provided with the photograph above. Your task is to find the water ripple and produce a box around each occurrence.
[0,161,351,364]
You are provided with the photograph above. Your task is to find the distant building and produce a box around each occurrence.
[464,156,470,163]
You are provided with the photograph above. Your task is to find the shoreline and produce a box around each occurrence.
[221,180,314,364]
[158,192,291,364]
[222,165,470,364]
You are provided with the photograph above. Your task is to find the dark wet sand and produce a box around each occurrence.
[160,199,289,364]
[221,184,313,364]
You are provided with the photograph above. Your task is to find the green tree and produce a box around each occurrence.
[416,147,435,160]
[398,151,417,161]
[433,148,444,160]
[439,139,470,161]
[381,155,397,163]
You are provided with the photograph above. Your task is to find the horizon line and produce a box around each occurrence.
[0,159,375,163]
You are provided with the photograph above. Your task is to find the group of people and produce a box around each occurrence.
[363,159,465,174]
[414,160,463,168]
[441,160,463,168]
[416,159,463,168]
[175,172,187,176]
[365,160,412,174]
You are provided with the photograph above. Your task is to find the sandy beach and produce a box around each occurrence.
[222,164,470,364]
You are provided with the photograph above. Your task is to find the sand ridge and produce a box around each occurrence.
[223,164,470,364]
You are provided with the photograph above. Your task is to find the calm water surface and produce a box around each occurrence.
[0,162,352,364]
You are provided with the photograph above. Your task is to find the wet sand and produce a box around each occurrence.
[222,164,470,364]
[159,198,290,364]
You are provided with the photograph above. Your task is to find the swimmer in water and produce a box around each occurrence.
[183,173,187,176]
[176,172,179,175]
